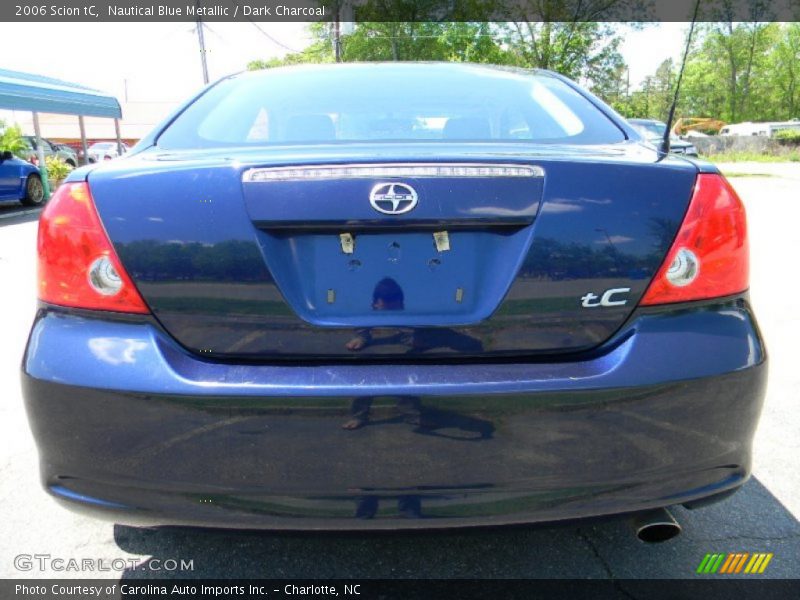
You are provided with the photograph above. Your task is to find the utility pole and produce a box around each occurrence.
[626,67,630,98]
[333,2,341,63]
[196,0,209,84]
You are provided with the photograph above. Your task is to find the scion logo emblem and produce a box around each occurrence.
[369,183,418,215]
[581,287,631,308]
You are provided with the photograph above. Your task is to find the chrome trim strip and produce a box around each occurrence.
[243,163,545,182]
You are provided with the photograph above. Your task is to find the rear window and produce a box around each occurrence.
[631,121,666,137]
[157,64,626,149]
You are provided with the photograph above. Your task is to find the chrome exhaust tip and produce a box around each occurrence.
[632,508,682,543]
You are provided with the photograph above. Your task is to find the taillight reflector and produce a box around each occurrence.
[640,173,748,305]
[37,182,149,314]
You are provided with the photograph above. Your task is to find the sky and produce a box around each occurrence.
[0,21,687,121]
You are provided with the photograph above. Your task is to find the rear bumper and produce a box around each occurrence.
[22,298,767,530]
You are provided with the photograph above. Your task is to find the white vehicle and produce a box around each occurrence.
[720,120,800,137]
[87,141,130,162]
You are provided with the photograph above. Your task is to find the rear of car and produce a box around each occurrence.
[21,136,77,169]
[52,142,78,167]
[0,151,43,205]
[87,142,128,162]
[22,64,765,529]
[629,118,699,156]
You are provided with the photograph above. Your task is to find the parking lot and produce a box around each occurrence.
[1,164,798,580]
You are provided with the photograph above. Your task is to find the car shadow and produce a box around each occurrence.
[114,477,799,579]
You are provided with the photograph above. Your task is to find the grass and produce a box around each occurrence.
[701,150,800,163]
[722,172,777,178]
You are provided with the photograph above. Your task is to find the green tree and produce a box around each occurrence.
[245,0,640,96]
[770,23,800,119]
[341,21,506,62]
[436,22,507,63]
[680,18,778,123]
[0,120,28,159]
[491,1,645,93]
[248,23,333,70]
[341,22,449,61]
[495,20,629,96]
[630,58,675,121]
[248,20,507,68]
[600,63,632,116]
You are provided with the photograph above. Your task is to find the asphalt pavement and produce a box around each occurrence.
[0,165,798,580]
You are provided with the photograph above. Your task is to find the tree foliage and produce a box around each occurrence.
[0,120,28,159]
[247,16,800,124]
[248,18,628,94]
[770,23,800,119]
[341,21,506,62]
[681,22,781,122]
[247,24,334,69]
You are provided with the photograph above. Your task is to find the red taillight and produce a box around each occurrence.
[37,182,149,313]
[640,173,748,305]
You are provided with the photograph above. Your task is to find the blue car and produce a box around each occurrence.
[0,150,44,206]
[22,64,765,539]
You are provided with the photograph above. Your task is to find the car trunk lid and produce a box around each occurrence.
[88,143,697,361]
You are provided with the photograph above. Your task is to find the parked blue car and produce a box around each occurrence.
[23,64,765,539]
[0,150,44,205]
